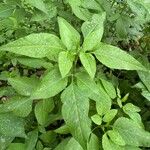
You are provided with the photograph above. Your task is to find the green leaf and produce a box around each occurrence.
[82,0,102,11]
[107,130,125,146]
[123,103,141,113]
[31,68,68,99]
[0,113,26,138]
[54,138,70,150]
[8,76,39,96]
[113,117,150,147]
[87,134,100,150]
[17,57,53,69]
[31,5,57,22]
[0,33,65,59]
[121,93,129,102]
[68,0,92,21]
[102,134,139,150]
[103,109,118,123]
[0,87,11,97]
[76,72,100,98]
[61,83,91,149]
[40,131,56,144]
[79,52,96,79]
[70,5,92,21]
[36,141,43,150]
[76,72,111,115]
[94,43,146,71]
[44,114,62,126]
[65,138,83,150]
[58,17,80,51]
[91,114,102,125]
[25,130,38,150]
[102,133,122,150]
[0,135,14,150]
[96,82,112,116]
[100,78,116,99]
[82,13,106,51]
[123,104,142,126]
[58,51,74,77]
[76,72,111,101]
[25,0,48,14]
[142,90,150,101]
[0,96,32,117]
[35,99,54,126]
[7,143,26,150]
[54,125,70,135]
[127,0,148,20]
[138,71,150,92]
[116,16,128,39]
[133,82,146,90]
[0,4,15,18]
[125,112,142,127]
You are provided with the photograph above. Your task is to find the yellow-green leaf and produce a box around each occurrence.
[58,17,80,51]
[79,52,96,79]
[58,51,74,77]
[94,43,146,71]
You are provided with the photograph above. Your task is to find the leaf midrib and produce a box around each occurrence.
[71,85,85,144]
[94,51,143,69]
[1,45,65,50]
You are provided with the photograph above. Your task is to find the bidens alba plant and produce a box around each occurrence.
[0,12,150,150]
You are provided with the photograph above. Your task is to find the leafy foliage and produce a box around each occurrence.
[0,0,150,149]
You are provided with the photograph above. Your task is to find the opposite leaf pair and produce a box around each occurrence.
[58,13,146,79]
[0,12,146,81]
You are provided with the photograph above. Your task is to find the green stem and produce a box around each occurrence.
[71,55,78,82]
